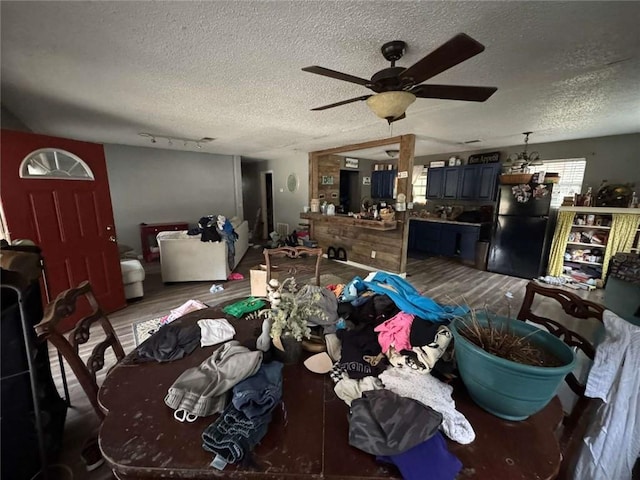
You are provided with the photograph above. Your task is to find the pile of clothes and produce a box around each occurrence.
[188,215,238,270]
[306,271,474,480]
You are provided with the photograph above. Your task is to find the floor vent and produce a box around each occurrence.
[276,222,290,237]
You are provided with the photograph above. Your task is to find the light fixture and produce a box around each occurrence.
[139,133,215,149]
[385,149,400,158]
[366,91,416,124]
[508,132,543,167]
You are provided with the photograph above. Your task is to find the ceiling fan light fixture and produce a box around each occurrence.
[366,91,416,122]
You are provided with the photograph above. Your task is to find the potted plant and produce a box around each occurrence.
[449,309,576,421]
[251,277,326,364]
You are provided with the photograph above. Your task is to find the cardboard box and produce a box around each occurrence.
[250,264,280,297]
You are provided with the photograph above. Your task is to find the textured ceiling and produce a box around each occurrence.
[1,1,639,161]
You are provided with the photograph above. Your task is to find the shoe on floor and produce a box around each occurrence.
[81,438,105,472]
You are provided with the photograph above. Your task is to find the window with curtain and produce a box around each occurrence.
[412,168,428,203]
[529,158,587,208]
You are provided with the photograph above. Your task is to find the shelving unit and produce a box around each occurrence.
[559,206,640,281]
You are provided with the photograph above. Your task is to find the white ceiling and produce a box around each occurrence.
[2,1,639,162]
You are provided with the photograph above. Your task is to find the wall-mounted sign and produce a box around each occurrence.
[321,175,334,185]
[468,151,501,165]
[430,161,445,168]
[362,176,371,185]
[397,171,408,178]
[345,157,359,169]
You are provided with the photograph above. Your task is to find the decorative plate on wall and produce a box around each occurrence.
[287,173,299,192]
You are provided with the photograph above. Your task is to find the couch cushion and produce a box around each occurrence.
[121,259,145,283]
[157,230,196,241]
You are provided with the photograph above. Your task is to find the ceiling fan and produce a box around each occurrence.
[302,33,497,123]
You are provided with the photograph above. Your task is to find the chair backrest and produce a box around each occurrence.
[263,246,323,286]
[516,281,605,479]
[34,280,125,420]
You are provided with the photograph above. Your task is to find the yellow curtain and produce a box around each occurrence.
[548,210,576,276]
[603,213,640,278]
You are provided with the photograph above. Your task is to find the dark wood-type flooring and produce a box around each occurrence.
[46,246,603,479]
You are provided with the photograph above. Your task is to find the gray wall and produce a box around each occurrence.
[258,156,309,235]
[414,133,640,192]
[104,144,238,252]
[1,105,31,131]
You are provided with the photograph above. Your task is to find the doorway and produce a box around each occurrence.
[260,171,275,240]
[339,170,360,214]
[0,130,126,329]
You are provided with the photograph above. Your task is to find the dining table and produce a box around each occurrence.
[98,302,564,480]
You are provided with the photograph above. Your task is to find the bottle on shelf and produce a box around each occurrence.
[583,187,592,207]
[630,191,638,208]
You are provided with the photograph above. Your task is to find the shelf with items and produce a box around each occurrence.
[562,211,612,281]
[565,259,603,267]
[566,242,606,248]
[571,224,611,230]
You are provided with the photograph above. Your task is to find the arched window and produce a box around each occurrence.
[19,148,95,180]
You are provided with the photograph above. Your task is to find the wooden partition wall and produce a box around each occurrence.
[307,134,416,274]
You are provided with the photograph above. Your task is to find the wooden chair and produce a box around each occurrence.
[263,246,323,286]
[516,281,605,479]
[34,281,125,420]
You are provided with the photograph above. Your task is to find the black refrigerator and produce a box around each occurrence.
[488,184,555,279]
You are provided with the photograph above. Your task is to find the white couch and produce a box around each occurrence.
[157,218,249,282]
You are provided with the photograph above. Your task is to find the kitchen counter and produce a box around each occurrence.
[300,212,397,231]
[409,216,486,227]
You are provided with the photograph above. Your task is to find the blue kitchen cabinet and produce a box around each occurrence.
[409,221,442,255]
[458,225,481,261]
[426,164,499,201]
[442,168,460,199]
[371,170,396,199]
[439,224,458,256]
[410,220,481,262]
[476,164,501,201]
[426,168,444,199]
[458,166,479,200]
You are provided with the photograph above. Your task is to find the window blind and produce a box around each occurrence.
[412,168,428,203]
[529,158,587,208]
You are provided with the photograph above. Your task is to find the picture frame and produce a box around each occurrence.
[344,157,359,169]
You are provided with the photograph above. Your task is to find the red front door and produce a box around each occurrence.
[1,129,126,330]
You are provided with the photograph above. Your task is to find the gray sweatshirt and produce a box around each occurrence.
[165,340,262,417]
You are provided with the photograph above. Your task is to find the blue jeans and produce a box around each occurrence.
[232,361,283,419]
[202,403,271,464]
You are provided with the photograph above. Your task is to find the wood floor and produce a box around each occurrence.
[46,246,603,480]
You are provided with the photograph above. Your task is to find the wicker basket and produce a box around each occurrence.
[379,211,395,222]
[499,174,533,184]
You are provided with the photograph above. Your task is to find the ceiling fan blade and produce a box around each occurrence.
[411,84,497,102]
[302,66,371,87]
[400,33,486,85]
[311,95,371,111]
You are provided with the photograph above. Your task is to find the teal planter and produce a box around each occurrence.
[450,314,576,421]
